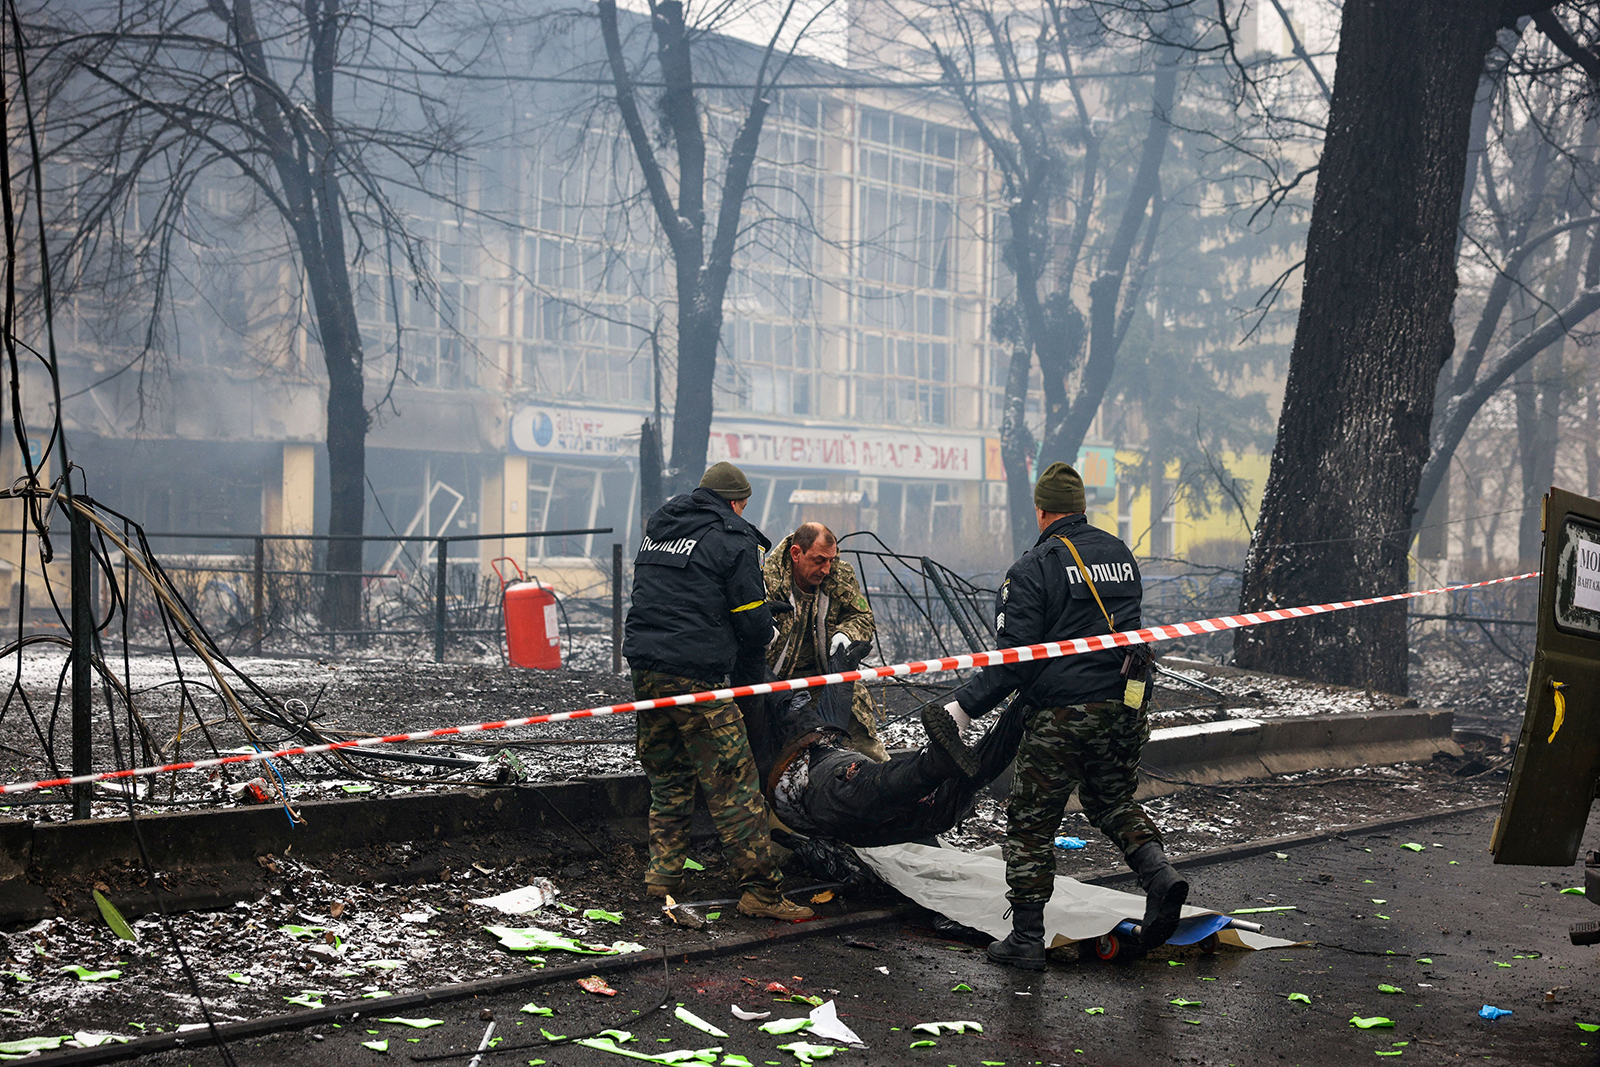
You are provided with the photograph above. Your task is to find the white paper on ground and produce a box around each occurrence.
[807,1000,863,1045]
[470,883,557,916]
[854,841,1295,950]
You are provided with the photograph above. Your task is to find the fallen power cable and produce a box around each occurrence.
[0,570,1536,796]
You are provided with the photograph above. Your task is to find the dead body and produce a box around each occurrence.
[746,688,1026,848]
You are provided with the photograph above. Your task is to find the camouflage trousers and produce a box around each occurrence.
[1004,699,1162,905]
[843,682,889,762]
[632,670,782,892]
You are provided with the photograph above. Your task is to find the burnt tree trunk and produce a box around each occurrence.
[1235,0,1509,694]
[228,0,367,630]
[599,0,778,498]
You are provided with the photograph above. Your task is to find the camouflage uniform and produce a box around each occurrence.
[1003,698,1162,904]
[763,535,887,761]
[632,669,783,892]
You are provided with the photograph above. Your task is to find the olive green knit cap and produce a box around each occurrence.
[1033,461,1086,514]
[699,461,752,500]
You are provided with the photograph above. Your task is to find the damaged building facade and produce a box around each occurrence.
[11,8,1271,614]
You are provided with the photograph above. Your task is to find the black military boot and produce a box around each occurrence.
[986,902,1047,970]
[920,703,979,777]
[1127,841,1189,949]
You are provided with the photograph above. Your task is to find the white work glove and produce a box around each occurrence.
[830,632,851,656]
[944,700,973,736]
[769,625,781,647]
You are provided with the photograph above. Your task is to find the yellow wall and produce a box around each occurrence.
[1116,450,1270,560]
[280,443,316,536]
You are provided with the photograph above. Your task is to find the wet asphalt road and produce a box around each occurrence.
[132,805,1600,1067]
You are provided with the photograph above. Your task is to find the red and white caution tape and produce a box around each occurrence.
[0,571,1536,795]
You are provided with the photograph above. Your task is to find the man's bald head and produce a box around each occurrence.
[789,522,838,592]
[792,522,836,552]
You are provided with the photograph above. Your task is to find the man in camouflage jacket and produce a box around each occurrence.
[762,522,887,761]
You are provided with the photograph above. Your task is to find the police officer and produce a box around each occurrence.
[622,461,813,922]
[763,522,887,761]
[921,461,1187,967]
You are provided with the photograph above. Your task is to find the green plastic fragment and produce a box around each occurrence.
[1349,1017,1395,1029]
[0,972,32,982]
[721,1057,753,1067]
[674,1006,729,1039]
[0,1038,67,1055]
[361,992,394,999]
[71,1033,132,1048]
[1578,1023,1600,1033]
[1375,915,1390,921]
[484,925,622,954]
[1375,1052,1402,1058]
[520,1002,554,1016]
[377,1017,444,1029]
[61,966,121,982]
[1561,887,1587,895]
[1200,977,1217,981]
[1170,999,1203,1007]
[362,1039,389,1052]
[706,912,722,921]
[757,1017,813,1035]
[599,1030,635,1042]
[1415,959,1432,965]
[342,783,375,794]
[226,972,251,985]
[572,1037,723,1064]
[1084,1008,1105,1015]
[909,1040,937,1048]
[1401,843,1424,852]
[586,909,624,924]
[951,983,973,992]
[1392,1042,1408,1048]
[278,924,329,939]
[93,890,138,943]
[1167,961,1184,967]
[284,992,325,1008]
[1495,962,1511,968]
[1377,985,1403,994]
[1183,1019,1202,1026]
[776,1042,842,1064]
[683,859,705,871]
[1448,861,1459,865]
[1371,899,1387,905]
[786,994,825,1007]
[539,1028,565,1041]
[1287,994,1311,1004]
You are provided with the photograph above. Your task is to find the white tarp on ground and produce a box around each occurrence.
[854,842,1296,951]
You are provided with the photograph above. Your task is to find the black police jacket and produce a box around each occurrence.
[951,513,1142,714]
[622,487,774,683]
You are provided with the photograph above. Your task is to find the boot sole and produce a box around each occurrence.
[985,946,1046,971]
[920,705,980,777]
[736,907,814,922]
[1142,879,1190,948]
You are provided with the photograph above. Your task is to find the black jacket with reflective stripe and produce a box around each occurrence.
[951,513,1142,714]
[622,487,774,682]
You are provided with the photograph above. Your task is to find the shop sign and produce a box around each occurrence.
[509,407,639,457]
[509,405,985,480]
[707,418,982,480]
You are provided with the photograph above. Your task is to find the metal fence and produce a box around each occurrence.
[10,527,620,663]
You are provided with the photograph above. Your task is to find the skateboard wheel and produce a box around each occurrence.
[1199,933,1220,954]
[1094,933,1120,960]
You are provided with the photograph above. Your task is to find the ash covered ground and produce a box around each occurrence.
[0,636,1524,1050]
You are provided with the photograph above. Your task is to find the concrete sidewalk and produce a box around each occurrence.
[0,706,1460,925]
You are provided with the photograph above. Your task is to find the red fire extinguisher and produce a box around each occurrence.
[492,558,561,670]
